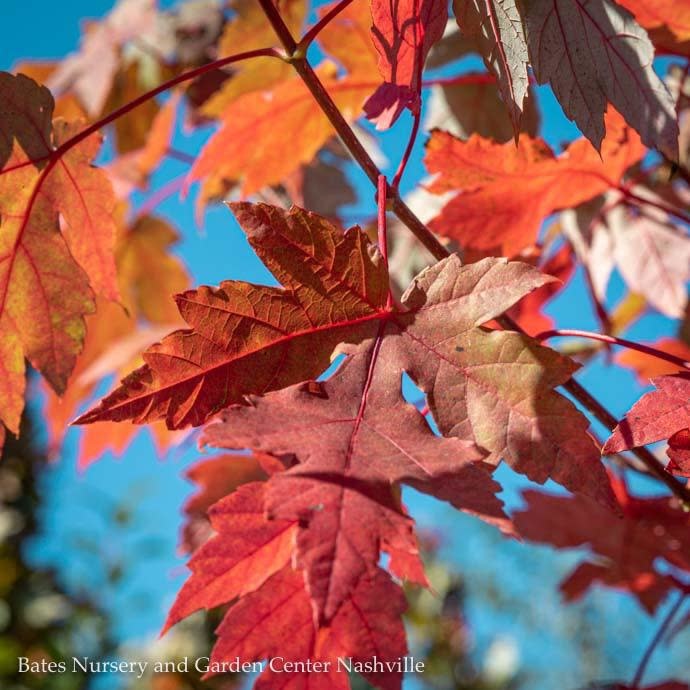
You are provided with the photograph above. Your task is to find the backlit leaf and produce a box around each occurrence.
[603,373,690,454]
[515,476,690,612]
[189,66,375,196]
[200,0,306,118]
[426,110,644,256]
[524,0,678,158]
[76,203,389,428]
[617,0,690,42]
[366,0,448,128]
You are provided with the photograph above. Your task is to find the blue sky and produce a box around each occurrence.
[1,1,689,688]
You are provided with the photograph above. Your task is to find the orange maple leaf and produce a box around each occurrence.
[0,73,122,433]
[188,66,378,198]
[200,0,306,118]
[44,212,189,467]
[617,0,690,42]
[317,0,380,76]
[425,110,645,257]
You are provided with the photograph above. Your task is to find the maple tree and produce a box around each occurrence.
[3,0,690,688]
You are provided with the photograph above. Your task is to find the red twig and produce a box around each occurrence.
[392,109,421,190]
[377,175,393,309]
[298,0,355,51]
[258,0,299,52]
[631,591,687,689]
[535,329,690,371]
[377,175,389,266]
[392,0,424,191]
[256,0,443,260]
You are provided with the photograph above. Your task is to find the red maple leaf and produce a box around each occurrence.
[603,373,690,459]
[514,475,690,612]
[366,0,448,128]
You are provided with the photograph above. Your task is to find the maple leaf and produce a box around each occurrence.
[166,481,408,690]
[198,254,615,618]
[75,203,389,429]
[514,477,690,612]
[366,0,448,129]
[188,65,376,197]
[667,429,690,477]
[425,109,645,257]
[49,120,120,301]
[617,0,690,42]
[317,0,380,76]
[200,0,306,118]
[0,72,123,433]
[200,565,407,690]
[562,196,690,319]
[9,61,87,123]
[603,374,690,455]
[164,482,298,631]
[381,255,611,505]
[179,452,275,554]
[0,74,120,303]
[0,330,24,436]
[524,0,678,158]
[453,0,529,138]
[200,349,498,620]
[607,204,690,319]
[560,561,677,614]
[79,202,611,508]
[0,73,53,169]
